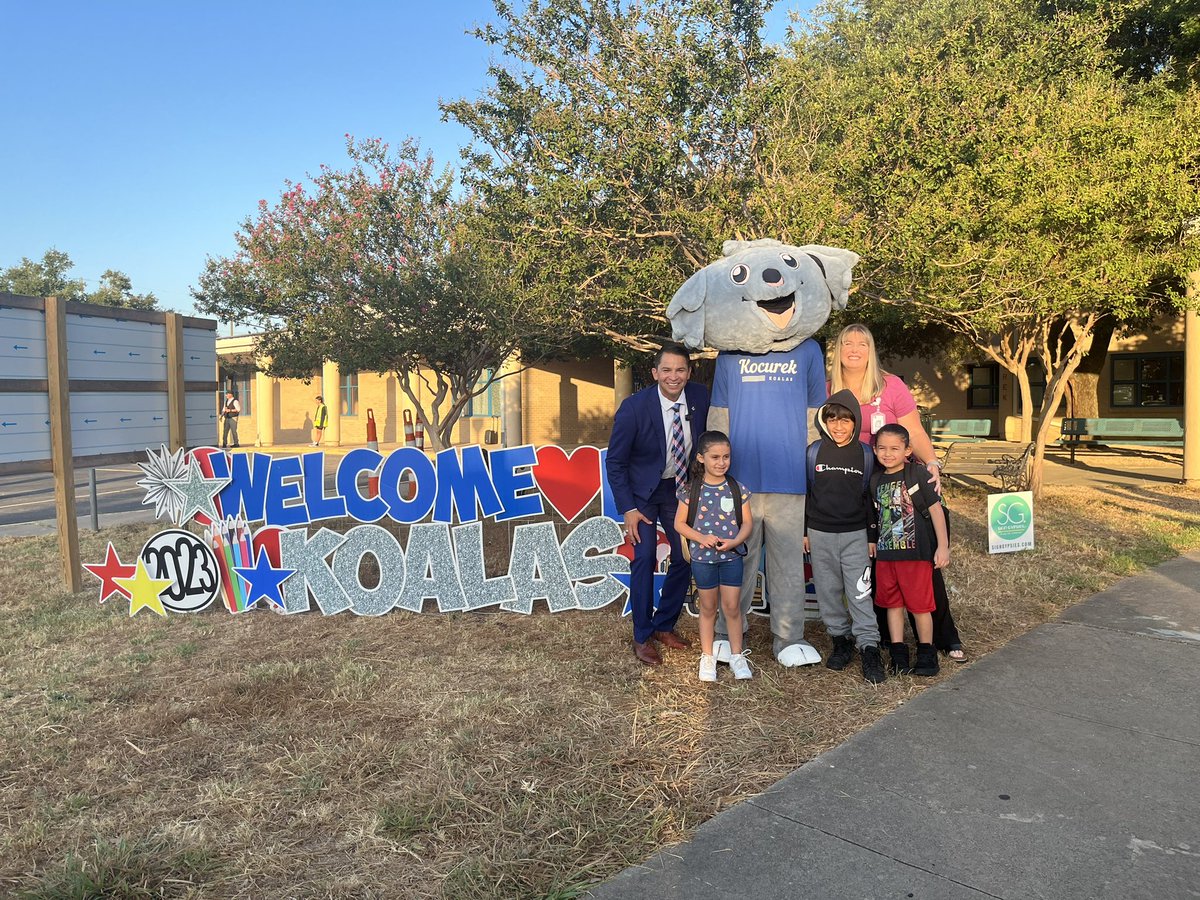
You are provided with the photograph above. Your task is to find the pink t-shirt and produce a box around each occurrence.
[857,374,917,445]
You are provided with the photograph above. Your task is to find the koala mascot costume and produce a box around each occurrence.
[668,239,859,666]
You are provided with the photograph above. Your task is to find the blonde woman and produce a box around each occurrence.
[829,323,966,663]
[830,323,943,492]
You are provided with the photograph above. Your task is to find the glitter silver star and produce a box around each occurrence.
[165,456,231,524]
[136,444,188,521]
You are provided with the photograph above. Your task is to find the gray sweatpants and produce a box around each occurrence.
[715,492,809,645]
[807,527,879,648]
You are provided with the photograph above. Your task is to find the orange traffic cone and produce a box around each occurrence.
[414,417,425,450]
[366,409,381,499]
[402,409,416,447]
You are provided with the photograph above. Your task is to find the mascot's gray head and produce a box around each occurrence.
[667,239,860,354]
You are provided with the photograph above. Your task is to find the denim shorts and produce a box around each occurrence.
[692,557,744,590]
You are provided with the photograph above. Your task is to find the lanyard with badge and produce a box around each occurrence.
[869,396,885,434]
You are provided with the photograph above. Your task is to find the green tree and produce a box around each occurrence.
[88,269,159,310]
[192,136,561,451]
[1,249,159,309]
[762,0,1200,495]
[1,249,87,300]
[443,0,775,358]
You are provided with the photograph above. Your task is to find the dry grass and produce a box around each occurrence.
[2,480,1199,899]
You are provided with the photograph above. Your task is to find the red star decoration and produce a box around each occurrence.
[83,543,137,603]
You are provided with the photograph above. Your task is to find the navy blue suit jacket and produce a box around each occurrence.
[606,382,710,515]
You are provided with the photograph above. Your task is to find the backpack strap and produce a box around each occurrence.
[904,461,932,519]
[861,442,874,490]
[685,475,703,529]
[806,440,820,487]
[725,474,743,527]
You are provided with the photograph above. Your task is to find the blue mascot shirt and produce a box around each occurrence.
[712,339,827,495]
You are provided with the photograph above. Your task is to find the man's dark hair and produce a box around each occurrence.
[653,342,691,368]
[822,402,855,421]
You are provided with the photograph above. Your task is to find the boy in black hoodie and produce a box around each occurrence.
[804,390,885,683]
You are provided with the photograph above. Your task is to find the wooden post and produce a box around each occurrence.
[45,296,82,592]
[165,312,187,452]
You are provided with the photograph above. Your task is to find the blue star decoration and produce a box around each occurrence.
[613,572,667,617]
[233,548,296,610]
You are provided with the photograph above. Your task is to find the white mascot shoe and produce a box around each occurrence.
[775,641,822,667]
[712,639,732,663]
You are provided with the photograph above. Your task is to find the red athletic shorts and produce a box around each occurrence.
[874,560,935,614]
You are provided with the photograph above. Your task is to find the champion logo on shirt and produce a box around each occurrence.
[814,463,864,476]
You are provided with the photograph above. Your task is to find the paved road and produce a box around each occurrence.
[589,552,1200,899]
[0,465,148,529]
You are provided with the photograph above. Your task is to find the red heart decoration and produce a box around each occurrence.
[532,445,603,522]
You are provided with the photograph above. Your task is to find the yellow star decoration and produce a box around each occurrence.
[113,558,173,618]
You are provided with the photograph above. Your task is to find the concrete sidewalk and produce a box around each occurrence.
[589,552,1200,900]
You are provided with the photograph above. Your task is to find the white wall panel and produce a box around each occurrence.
[67,392,171,455]
[0,307,49,379]
[182,327,217,381]
[66,315,167,381]
[186,391,220,446]
[0,392,51,462]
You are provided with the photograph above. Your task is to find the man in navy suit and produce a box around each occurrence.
[606,343,710,665]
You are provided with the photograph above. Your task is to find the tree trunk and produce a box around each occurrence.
[1065,317,1116,418]
[1068,372,1101,418]
[1014,368,1034,443]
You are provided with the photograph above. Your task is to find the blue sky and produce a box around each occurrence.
[2,2,807,317]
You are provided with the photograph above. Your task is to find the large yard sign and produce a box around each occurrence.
[1,293,218,591]
[85,444,633,617]
[988,490,1035,554]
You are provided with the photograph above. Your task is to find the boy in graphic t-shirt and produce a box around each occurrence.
[805,390,884,683]
[871,423,950,677]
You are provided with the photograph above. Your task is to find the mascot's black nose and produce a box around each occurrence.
[762,268,783,285]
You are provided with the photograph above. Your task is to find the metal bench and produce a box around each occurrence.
[1059,417,1184,463]
[930,418,993,442]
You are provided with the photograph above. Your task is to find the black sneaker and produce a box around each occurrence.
[826,634,855,671]
[888,642,913,675]
[914,642,940,676]
[861,645,886,684]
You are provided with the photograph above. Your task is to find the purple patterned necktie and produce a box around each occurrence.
[670,403,688,490]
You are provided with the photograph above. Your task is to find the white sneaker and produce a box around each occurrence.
[713,639,732,663]
[698,653,718,682]
[730,650,753,680]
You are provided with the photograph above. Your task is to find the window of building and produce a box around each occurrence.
[1016,360,1050,414]
[1111,352,1184,407]
[967,364,999,409]
[218,370,252,417]
[466,370,502,418]
[340,372,359,417]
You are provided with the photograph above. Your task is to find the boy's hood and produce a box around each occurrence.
[816,388,863,443]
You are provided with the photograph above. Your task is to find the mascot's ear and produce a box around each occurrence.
[799,245,860,311]
[667,268,707,349]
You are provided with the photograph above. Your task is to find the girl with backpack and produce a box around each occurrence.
[674,431,754,682]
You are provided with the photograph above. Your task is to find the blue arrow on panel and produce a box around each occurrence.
[0,421,16,427]
[93,349,106,355]
[128,352,141,357]
[12,344,28,350]
[83,418,97,424]
[119,417,132,423]
[152,415,163,421]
